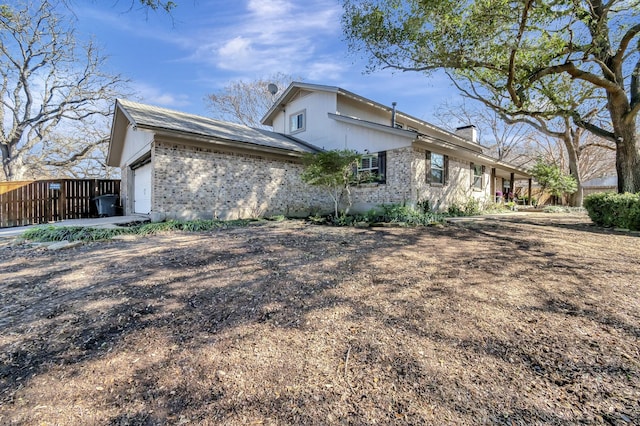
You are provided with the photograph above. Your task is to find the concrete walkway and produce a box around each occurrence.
[0,215,150,239]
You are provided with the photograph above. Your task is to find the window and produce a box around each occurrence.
[356,151,386,183]
[426,151,448,185]
[471,163,485,189]
[289,110,305,133]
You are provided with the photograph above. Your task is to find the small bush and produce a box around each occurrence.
[447,204,465,217]
[447,197,483,217]
[315,204,445,227]
[463,197,482,216]
[584,192,640,230]
[416,199,431,214]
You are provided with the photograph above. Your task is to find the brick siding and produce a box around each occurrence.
[151,141,330,220]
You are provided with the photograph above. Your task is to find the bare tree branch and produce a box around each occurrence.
[0,0,128,181]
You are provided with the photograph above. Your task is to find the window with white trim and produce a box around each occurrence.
[430,152,445,184]
[471,163,484,189]
[289,110,305,133]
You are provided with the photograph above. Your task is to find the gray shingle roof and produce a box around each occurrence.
[117,99,320,154]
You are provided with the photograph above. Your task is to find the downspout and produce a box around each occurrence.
[391,102,397,128]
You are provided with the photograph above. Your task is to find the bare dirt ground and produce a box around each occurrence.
[0,213,639,425]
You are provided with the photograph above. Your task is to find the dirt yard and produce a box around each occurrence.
[1,213,638,425]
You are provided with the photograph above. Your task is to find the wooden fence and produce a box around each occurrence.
[0,179,120,228]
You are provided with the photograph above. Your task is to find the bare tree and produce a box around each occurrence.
[433,99,533,166]
[205,73,297,129]
[0,1,127,181]
[501,113,615,206]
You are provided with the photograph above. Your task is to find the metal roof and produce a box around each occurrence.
[116,99,321,154]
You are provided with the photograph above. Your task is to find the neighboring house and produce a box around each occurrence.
[582,175,617,197]
[107,82,531,221]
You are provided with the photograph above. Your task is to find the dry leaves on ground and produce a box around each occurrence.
[0,213,639,425]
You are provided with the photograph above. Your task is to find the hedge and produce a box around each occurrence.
[583,192,640,231]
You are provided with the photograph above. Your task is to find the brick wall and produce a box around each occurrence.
[350,146,414,212]
[350,146,492,213]
[412,147,492,211]
[152,141,330,220]
[137,141,493,220]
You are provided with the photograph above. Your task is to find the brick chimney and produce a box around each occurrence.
[455,125,478,143]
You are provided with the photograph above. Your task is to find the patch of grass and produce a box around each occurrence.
[22,226,128,242]
[22,219,253,242]
[542,206,587,214]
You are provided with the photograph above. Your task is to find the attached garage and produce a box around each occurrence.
[106,99,322,221]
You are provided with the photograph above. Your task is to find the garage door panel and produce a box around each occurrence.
[133,163,152,214]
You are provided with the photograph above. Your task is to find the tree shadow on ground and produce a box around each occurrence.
[0,218,638,424]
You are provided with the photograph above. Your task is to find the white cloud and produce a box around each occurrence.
[218,37,254,63]
[246,0,292,16]
[306,61,345,81]
[190,0,345,80]
[132,83,191,108]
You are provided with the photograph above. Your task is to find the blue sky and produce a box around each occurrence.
[73,0,460,124]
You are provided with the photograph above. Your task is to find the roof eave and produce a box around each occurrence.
[415,136,531,179]
[148,127,316,158]
[328,113,418,139]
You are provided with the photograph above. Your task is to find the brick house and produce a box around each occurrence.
[107,82,531,221]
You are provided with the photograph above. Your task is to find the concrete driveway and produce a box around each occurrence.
[0,215,150,239]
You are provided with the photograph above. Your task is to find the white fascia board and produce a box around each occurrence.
[328,113,417,139]
[107,101,134,167]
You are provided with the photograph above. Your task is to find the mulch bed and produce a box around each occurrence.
[1,213,638,425]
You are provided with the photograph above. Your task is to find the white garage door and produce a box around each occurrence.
[133,162,152,214]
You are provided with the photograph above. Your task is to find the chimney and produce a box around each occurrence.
[455,125,478,143]
[391,102,397,128]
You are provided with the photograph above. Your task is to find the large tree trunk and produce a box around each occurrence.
[616,134,640,193]
[614,119,640,193]
[608,91,640,193]
[1,147,27,181]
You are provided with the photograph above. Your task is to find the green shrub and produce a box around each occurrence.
[584,192,640,230]
[447,204,465,217]
[447,197,482,217]
[463,197,482,216]
[416,199,431,214]
[377,203,444,226]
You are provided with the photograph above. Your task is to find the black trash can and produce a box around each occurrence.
[94,194,119,217]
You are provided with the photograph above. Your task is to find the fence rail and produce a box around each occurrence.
[0,179,120,228]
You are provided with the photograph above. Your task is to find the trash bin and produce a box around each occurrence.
[94,194,119,217]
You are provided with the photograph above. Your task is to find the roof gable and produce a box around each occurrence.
[260,82,485,154]
[107,99,321,166]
